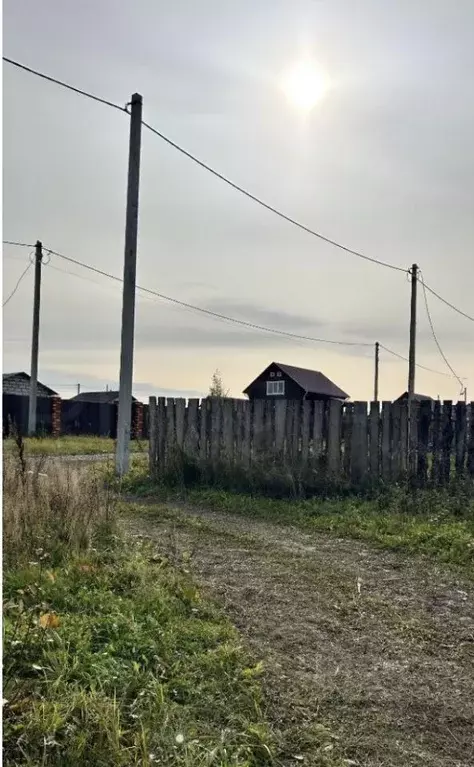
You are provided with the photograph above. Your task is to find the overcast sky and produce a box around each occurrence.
[3,0,473,401]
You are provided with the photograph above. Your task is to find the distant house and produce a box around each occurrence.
[395,392,433,404]
[243,362,349,402]
[2,372,57,398]
[68,391,138,405]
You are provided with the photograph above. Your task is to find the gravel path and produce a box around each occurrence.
[123,501,474,767]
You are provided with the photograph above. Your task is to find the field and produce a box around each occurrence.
[4,441,474,765]
[2,455,273,766]
[123,493,474,767]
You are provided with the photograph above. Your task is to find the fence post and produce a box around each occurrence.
[51,396,62,438]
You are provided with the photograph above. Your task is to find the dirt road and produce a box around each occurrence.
[123,501,474,767]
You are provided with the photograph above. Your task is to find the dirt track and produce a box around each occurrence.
[123,501,474,767]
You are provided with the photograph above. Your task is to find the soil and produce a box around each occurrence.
[122,500,474,767]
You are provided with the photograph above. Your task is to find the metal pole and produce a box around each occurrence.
[28,240,43,435]
[374,341,379,403]
[116,93,143,475]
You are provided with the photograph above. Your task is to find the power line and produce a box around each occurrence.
[43,245,371,347]
[2,57,472,312]
[379,343,464,381]
[3,260,32,307]
[420,279,474,324]
[418,271,465,391]
[2,57,408,274]
[142,121,408,274]
[3,57,127,113]
[4,241,469,377]
[3,239,36,248]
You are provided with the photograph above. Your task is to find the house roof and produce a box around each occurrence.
[395,392,433,403]
[69,391,137,404]
[2,372,58,396]
[244,362,349,400]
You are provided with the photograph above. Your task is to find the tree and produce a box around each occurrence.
[209,369,229,398]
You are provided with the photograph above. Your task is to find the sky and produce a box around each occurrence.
[2,0,473,402]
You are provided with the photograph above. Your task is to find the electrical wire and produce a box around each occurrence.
[1,57,408,274]
[141,120,408,274]
[379,343,464,381]
[419,278,474,324]
[3,239,36,248]
[3,57,127,113]
[43,245,372,347]
[418,271,465,392]
[3,260,32,307]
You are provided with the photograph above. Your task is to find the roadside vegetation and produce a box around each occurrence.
[3,434,148,456]
[2,445,274,766]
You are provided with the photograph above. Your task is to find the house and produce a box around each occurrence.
[395,392,433,404]
[243,362,349,402]
[2,372,58,398]
[68,391,138,405]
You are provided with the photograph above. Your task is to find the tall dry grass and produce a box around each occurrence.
[3,438,115,567]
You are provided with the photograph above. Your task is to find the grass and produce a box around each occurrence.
[119,465,474,576]
[2,435,148,457]
[2,448,274,766]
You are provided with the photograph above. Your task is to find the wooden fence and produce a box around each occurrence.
[148,397,474,485]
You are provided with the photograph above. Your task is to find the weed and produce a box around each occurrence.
[3,443,274,766]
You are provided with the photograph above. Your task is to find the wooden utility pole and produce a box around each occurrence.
[374,341,380,403]
[28,240,43,436]
[116,93,143,476]
[77,383,81,396]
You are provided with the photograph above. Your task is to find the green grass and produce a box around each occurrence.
[3,435,148,456]
[3,450,274,766]
[119,465,474,576]
[186,487,474,574]
[3,538,273,766]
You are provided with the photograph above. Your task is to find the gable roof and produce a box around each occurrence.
[244,362,349,400]
[395,391,433,403]
[69,391,137,404]
[3,372,58,397]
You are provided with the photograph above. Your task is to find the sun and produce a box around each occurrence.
[281,59,330,112]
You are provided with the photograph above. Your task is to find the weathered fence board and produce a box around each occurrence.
[351,402,368,481]
[455,402,467,476]
[369,402,379,477]
[148,397,471,486]
[175,398,185,449]
[185,398,199,458]
[381,401,391,479]
[327,400,342,475]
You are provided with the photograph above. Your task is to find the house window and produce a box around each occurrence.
[266,380,285,396]
[270,371,275,377]
[276,371,282,377]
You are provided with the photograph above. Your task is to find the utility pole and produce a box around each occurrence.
[116,93,143,476]
[407,263,418,458]
[407,264,418,401]
[374,341,380,403]
[77,383,81,396]
[28,240,43,436]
